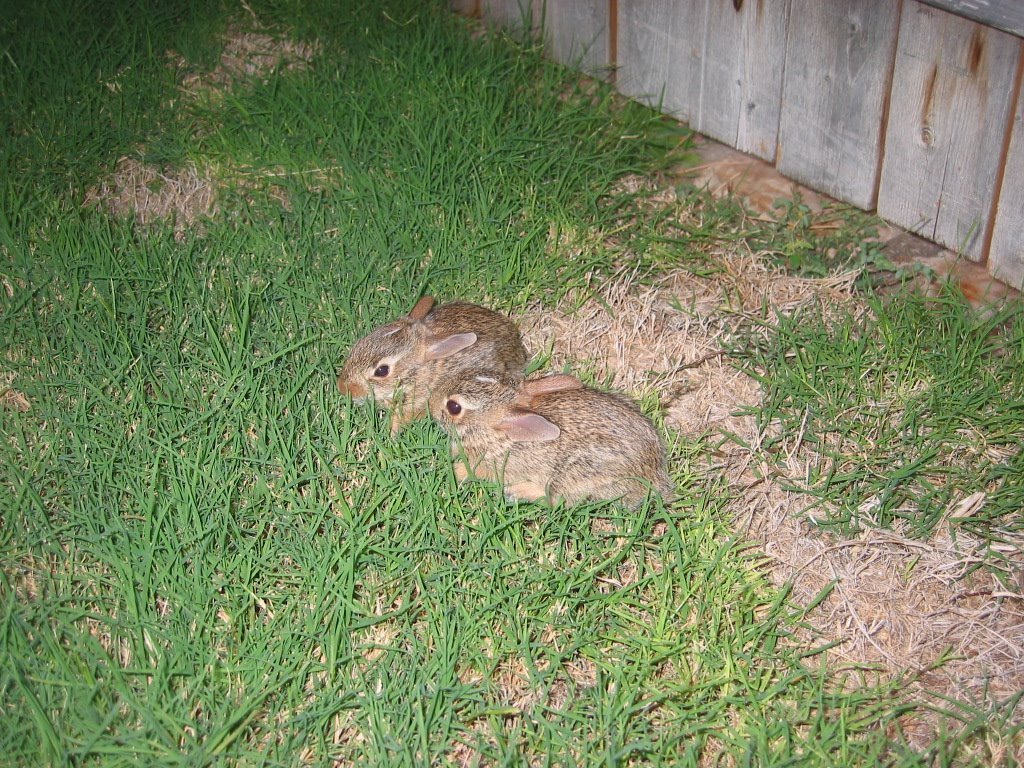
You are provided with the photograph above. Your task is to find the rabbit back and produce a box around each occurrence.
[436,374,672,507]
[504,388,672,507]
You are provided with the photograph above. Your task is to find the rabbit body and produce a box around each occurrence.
[432,372,673,508]
[337,297,528,433]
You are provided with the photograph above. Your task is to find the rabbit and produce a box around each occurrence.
[337,296,528,433]
[430,370,673,508]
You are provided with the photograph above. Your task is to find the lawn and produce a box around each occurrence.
[1,0,1021,765]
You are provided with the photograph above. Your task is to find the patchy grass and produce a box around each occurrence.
[737,288,1024,543]
[2,0,1022,765]
[511,186,1022,762]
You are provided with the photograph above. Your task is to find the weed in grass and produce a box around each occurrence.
[757,196,902,281]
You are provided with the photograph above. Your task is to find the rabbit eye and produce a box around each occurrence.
[373,364,390,378]
[445,400,462,416]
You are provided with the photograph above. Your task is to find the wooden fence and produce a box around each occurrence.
[451,0,1024,290]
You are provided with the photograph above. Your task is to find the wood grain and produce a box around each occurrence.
[877,1,1020,261]
[988,57,1024,289]
[694,0,790,162]
[540,0,611,76]
[616,0,703,123]
[776,0,900,209]
[918,0,1024,38]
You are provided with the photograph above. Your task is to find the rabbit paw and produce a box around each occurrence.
[504,480,548,502]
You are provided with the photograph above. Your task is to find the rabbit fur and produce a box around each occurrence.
[337,296,528,433]
[430,370,673,508]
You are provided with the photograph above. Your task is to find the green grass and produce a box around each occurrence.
[735,288,1024,550]
[1,0,227,201]
[1,0,1019,764]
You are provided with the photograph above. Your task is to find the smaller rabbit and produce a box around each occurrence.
[430,370,673,508]
[337,296,528,433]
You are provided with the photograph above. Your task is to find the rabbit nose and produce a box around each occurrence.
[338,376,368,399]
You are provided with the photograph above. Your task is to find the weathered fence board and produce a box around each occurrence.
[989,66,1024,287]
[539,0,610,75]
[480,0,535,35]
[877,2,1020,261]
[616,0,702,124]
[460,0,1024,289]
[776,0,900,209]
[694,0,789,162]
[618,0,788,160]
[919,0,1024,38]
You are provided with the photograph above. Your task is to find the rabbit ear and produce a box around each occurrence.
[523,374,583,397]
[408,296,436,321]
[424,332,477,360]
[498,409,560,442]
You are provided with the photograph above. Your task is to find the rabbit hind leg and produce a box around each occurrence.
[591,477,664,509]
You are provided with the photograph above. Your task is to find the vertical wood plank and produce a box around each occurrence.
[776,0,900,210]
[988,59,1024,289]
[540,1,611,76]
[695,0,790,162]
[616,0,705,124]
[877,2,1020,261]
[480,0,536,35]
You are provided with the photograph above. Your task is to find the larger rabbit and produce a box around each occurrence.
[430,371,673,508]
[337,296,528,433]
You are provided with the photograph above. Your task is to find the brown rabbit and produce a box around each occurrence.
[430,371,673,508]
[337,296,528,433]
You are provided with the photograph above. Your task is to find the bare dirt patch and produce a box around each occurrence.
[519,242,1023,760]
[83,156,218,237]
[84,25,321,235]
[170,25,319,103]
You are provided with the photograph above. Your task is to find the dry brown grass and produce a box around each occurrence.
[170,21,320,102]
[82,156,218,237]
[519,231,1023,758]
[1,371,30,412]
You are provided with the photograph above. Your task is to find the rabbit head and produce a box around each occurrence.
[338,296,528,433]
